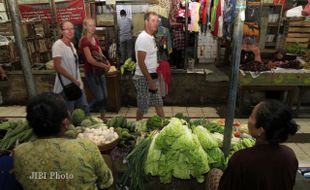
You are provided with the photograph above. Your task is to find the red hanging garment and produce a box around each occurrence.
[157,60,171,95]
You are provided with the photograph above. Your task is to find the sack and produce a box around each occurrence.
[62,83,82,101]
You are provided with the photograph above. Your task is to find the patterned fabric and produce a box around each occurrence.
[13,138,113,190]
[223,0,236,40]
[133,75,163,114]
[159,0,171,10]
[169,0,178,24]
[172,29,185,50]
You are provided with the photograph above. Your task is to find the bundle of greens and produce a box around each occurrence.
[120,136,153,190]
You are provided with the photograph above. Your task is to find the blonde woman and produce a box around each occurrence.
[79,18,111,121]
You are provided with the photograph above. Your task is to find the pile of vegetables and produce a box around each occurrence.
[286,43,307,56]
[64,109,105,138]
[77,125,119,146]
[0,120,36,151]
[108,116,138,149]
[120,116,256,188]
[120,58,136,75]
[144,118,210,184]
[240,61,270,72]
[107,115,168,150]
[279,60,303,69]
[146,115,169,131]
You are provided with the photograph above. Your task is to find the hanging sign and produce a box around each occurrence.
[19,0,86,25]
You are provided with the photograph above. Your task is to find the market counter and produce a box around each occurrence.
[3,70,55,104]
[3,70,121,112]
[238,70,310,116]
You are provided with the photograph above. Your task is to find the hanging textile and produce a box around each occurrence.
[172,28,185,50]
[217,0,224,37]
[156,26,173,60]
[169,0,179,24]
[147,5,169,18]
[188,2,201,32]
[223,0,236,40]
[157,60,171,97]
[159,0,171,10]
[211,0,221,37]
[176,6,191,23]
[200,0,209,33]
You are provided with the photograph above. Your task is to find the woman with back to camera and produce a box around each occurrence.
[207,100,299,190]
[215,100,299,190]
[79,18,111,121]
[13,92,113,190]
[52,21,89,114]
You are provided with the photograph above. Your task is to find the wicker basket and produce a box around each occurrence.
[98,136,120,154]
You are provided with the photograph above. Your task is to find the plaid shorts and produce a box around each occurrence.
[133,75,163,114]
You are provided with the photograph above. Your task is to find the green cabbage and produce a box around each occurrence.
[193,125,219,150]
[144,118,210,183]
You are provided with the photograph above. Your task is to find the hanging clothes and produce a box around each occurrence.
[223,0,236,40]
[156,26,173,60]
[211,0,221,37]
[172,28,185,50]
[217,0,224,37]
[157,60,171,97]
[169,0,179,24]
[147,5,169,18]
[188,2,201,32]
[210,0,218,34]
[159,0,171,10]
[200,0,209,33]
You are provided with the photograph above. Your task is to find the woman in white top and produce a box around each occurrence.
[52,21,89,114]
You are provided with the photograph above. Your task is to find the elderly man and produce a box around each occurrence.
[134,12,164,120]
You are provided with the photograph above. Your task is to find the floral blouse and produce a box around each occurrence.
[13,138,113,190]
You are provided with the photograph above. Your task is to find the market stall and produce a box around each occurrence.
[238,69,310,115]
[237,14,310,116]
[0,110,254,190]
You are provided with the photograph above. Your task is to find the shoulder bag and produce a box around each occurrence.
[57,45,82,101]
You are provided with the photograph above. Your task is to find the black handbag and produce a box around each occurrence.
[57,45,82,101]
[59,81,82,101]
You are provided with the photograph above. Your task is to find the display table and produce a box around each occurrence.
[238,69,310,116]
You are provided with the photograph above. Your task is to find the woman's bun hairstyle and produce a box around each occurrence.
[26,92,68,137]
[254,100,299,144]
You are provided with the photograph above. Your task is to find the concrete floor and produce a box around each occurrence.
[0,105,309,168]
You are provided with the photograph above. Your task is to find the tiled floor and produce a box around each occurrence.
[0,105,309,167]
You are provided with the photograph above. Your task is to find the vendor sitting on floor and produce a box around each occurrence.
[240,37,262,65]
[207,100,299,190]
[13,92,113,190]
